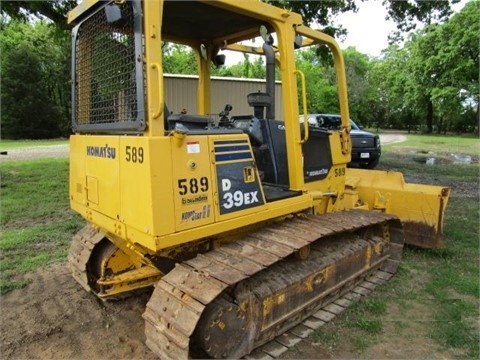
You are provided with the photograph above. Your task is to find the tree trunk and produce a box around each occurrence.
[477,102,479,137]
[426,100,433,134]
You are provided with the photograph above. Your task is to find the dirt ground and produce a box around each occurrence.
[0,144,69,162]
[1,258,473,360]
[1,134,476,359]
[1,262,158,359]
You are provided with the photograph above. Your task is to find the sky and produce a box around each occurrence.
[223,1,396,64]
[224,0,469,64]
[335,1,396,57]
[336,0,469,57]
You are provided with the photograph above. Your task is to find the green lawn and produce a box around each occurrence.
[0,158,83,294]
[384,133,480,155]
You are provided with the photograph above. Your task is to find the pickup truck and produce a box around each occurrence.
[302,113,381,169]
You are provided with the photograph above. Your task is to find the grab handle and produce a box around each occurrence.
[294,69,308,143]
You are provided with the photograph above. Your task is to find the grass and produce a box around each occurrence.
[384,133,480,155]
[0,158,83,294]
[312,329,340,348]
[310,133,479,359]
[0,139,69,150]
[381,134,479,180]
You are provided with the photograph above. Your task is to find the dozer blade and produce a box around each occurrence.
[346,168,451,248]
[143,210,404,359]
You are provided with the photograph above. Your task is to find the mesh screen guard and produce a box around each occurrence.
[72,1,145,133]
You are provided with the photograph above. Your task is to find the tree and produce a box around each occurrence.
[342,47,376,125]
[390,1,479,134]
[1,20,70,138]
[363,1,479,134]
[2,0,460,39]
[386,0,459,34]
[425,1,479,134]
[1,1,77,29]
[1,45,62,139]
[268,0,458,39]
[367,44,417,131]
[162,43,197,74]
[295,47,338,114]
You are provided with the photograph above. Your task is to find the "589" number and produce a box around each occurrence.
[125,146,144,163]
[334,167,345,177]
[178,177,209,195]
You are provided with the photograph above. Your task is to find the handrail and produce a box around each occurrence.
[150,62,162,119]
[294,69,308,143]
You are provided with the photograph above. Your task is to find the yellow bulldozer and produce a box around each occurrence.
[67,0,450,358]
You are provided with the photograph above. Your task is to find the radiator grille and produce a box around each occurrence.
[73,1,144,132]
[351,136,375,148]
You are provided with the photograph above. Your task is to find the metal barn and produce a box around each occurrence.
[164,74,283,121]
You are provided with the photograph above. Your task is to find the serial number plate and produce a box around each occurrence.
[360,153,370,159]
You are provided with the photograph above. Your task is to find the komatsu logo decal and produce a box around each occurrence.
[86,145,116,159]
[306,168,328,177]
[304,166,330,182]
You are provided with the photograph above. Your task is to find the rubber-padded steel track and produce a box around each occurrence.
[143,210,404,359]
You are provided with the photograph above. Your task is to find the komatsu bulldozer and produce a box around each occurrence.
[67,1,450,358]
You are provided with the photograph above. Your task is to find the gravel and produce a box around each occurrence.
[0,144,69,162]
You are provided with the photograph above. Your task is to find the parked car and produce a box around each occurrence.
[301,114,381,169]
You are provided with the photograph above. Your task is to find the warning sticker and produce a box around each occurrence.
[187,142,200,154]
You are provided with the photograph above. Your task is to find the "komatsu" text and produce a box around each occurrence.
[86,145,116,159]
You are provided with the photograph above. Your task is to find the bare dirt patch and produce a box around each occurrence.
[379,133,407,145]
[1,262,157,360]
